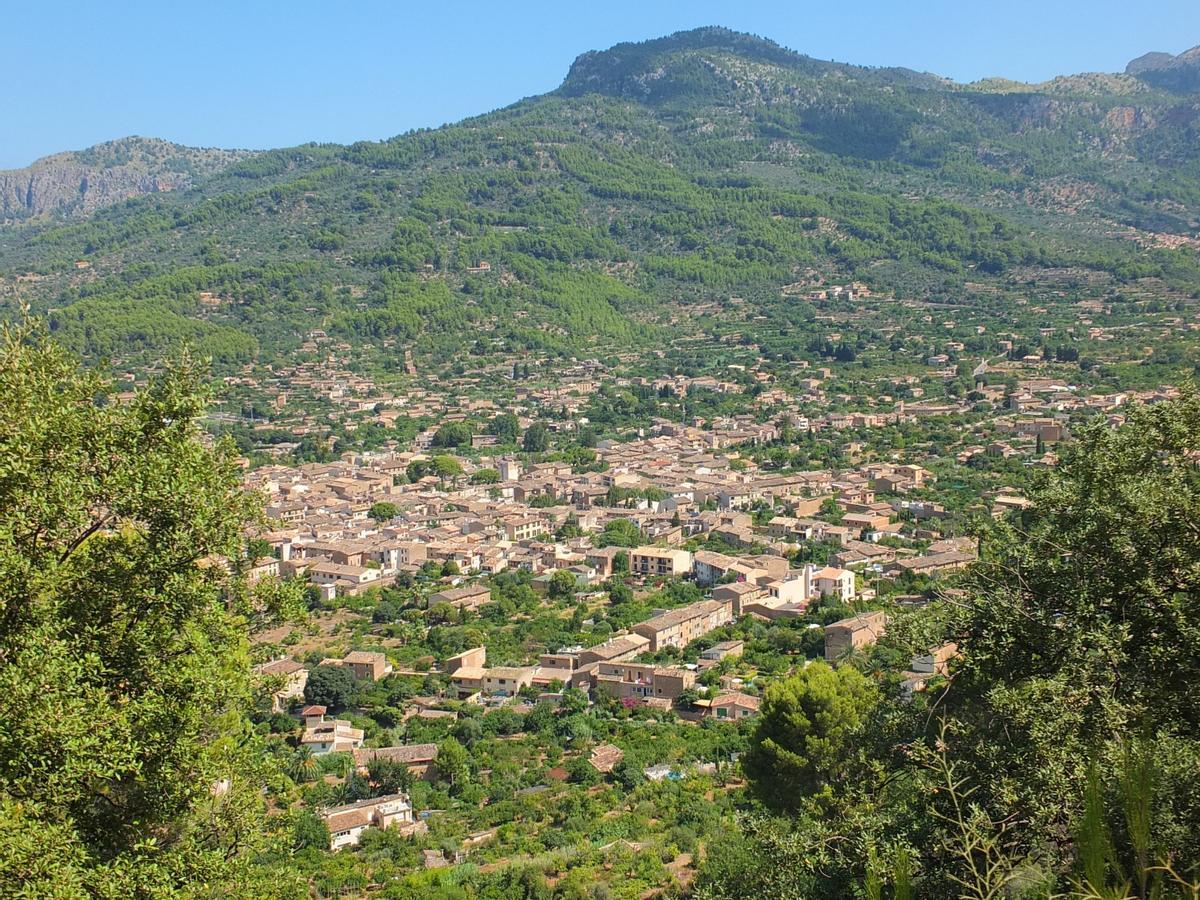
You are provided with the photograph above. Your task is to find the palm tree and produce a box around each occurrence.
[288,746,319,783]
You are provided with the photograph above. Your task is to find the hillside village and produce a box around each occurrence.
[6,18,1200,897]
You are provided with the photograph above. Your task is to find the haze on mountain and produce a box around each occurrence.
[1,27,1198,367]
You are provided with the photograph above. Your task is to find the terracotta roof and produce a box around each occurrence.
[589,743,625,773]
[257,659,305,676]
[353,744,439,766]
[324,808,371,833]
[713,691,761,710]
[343,650,386,664]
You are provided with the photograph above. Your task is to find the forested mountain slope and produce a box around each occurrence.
[0,27,1197,368]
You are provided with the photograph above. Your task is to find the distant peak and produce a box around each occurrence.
[1125,51,1179,75]
[1125,45,1200,91]
[559,26,811,97]
[558,26,947,102]
[568,26,791,67]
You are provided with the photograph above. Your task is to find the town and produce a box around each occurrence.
[238,333,1180,867]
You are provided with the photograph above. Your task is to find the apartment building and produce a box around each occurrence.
[575,633,650,667]
[633,598,734,652]
[628,546,693,578]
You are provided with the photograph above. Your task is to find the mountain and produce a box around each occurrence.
[0,137,252,221]
[1126,44,1200,92]
[0,28,1198,369]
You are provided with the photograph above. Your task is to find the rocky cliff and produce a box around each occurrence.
[0,136,252,221]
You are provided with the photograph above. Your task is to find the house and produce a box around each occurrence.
[576,633,650,666]
[504,516,544,541]
[807,565,856,603]
[247,556,280,584]
[429,583,492,612]
[483,665,536,697]
[588,743,625,774]
[699,640,744,664]
[592,662,695,702]
[300,711,365,755]
[584,546,624,578]
[709,691,761,721]
[533,651,577,685]
[712,581,764,614]
[911,642,958,676]
[253,658,308,712]
[824,611,889,663]
[842,511,892,534]
[341,650,393,681]
[764,576,807,606]
[900,642,960,699]
[883,551,974,578]
[449,666,487,700]
[692,549,765,587]
[308,561,381,594]
[322,793,423,851]
[445,646,486,673]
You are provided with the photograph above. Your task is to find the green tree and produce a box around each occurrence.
[291,810,330,852]
[470,467,501,484]
[369,501,398,522]
[559,687,590,716]
[303,664,359,712]
[932,389,1200,870]
[488,413,520,444]
[613,550,631,574]
[432,422,472,448]
[547,568,577,601]
[599,520,641,549]
[0,323,301,896]
[523,423,550,453]
[742,661,877,812]
[365,758,414,796]
[287,746,319,783]
[436,737,469,789]
[607,577,634,604]
[430,454,464,481]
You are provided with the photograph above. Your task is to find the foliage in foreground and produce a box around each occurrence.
[0,322,302,897]
[697,389,1200,898]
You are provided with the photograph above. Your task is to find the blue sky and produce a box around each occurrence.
[3,0,1198,168]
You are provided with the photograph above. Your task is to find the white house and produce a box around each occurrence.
[322,793,423,851]
[805,564,856,603]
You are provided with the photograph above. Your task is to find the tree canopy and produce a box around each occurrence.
[0,322,301,896]
[742,661,877,813]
